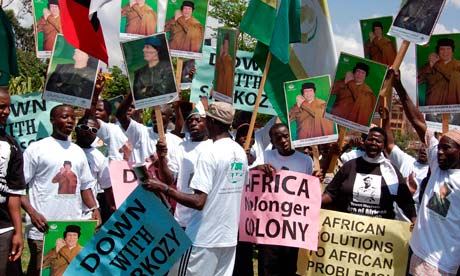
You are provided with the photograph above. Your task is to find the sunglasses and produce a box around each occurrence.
[77,124,98,134]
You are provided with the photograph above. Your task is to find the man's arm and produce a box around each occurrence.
[21,195,48,233]
[155,140,175,185]
[143,178,207,210]
[391,70,427,141]
[81,189,102,227]
[7,195,23,261]
[379,106,395,153]
[115,93,134,131]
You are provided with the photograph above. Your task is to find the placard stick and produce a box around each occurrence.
[243,53,272,150]
[175,57,184,100]
[312,145,320,172]
[326,125,346,173]
[379,40,411,127]
[442,113,449,133]
[154,106,165,142]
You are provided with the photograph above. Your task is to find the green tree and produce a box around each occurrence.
[101,66,130,99]
[208,0,256,51]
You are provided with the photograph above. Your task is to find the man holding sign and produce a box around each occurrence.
[252,123,315,276]
[144,102,248,276]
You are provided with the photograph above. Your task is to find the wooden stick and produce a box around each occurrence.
[312,145,320,172]
[442,113,449,133]
[378,40,411,127]
[175,58,183,100]
[244,53,272,150]
[154,106,165,142]
[327,125,347,173]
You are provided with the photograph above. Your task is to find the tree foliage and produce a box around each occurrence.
[101,66,130,99]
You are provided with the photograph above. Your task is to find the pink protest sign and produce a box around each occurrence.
[109,160,138,208]
[239,170,322,250]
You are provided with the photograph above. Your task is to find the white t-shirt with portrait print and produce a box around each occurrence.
[186,137,248,247]
[410,133,460,274]
[23,137,96,240]
[168,139,213,228]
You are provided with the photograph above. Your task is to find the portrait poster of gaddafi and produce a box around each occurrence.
[43,35,99,109]
[285,75,338,148]
[121,33,178,109]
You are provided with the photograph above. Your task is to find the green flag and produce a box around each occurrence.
[252,0,337,122]
[0,7,19,86]
[240,0,301,64]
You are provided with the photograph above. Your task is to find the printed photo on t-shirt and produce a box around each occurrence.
[51,161,78,195]
[353,174,382,205]
[427,182,451,217]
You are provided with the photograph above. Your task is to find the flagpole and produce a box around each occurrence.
[244,52,272,150]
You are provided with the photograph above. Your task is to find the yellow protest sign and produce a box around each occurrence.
[297,209,412,276]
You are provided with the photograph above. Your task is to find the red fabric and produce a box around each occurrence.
[58,0,108,64]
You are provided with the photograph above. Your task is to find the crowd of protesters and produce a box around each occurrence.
[0,68,459,276]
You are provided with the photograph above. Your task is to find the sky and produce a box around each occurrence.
[4,0,460,99]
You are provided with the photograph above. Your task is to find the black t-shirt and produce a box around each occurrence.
[0,129,26,230]
[325,157,416,219]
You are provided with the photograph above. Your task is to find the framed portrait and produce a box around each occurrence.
[180,59,195,90]
[416,33,460,114]
[121,32,178,109]
[164,0,209,59]
[360,16,397,67]
[212,27,238,104]
[389,0,446,45]
[120,0,158,39]
[43,35,100,109]
[31,0,63,58]
[41,220,97,276]
[284,75,338,148]
[325,52,388,133]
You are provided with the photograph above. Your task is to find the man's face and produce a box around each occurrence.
[65,232,79,248]
[373,26,383,38]
[182,6,193,19]
[51,106,76,137]
[73,49,89,65]
[0,93,11,126]
[354,68,367,84]
[364,178,372,188]
[438,46,453,62]
[271,126,292,155]
[302,88,315,103]
[364,131,385,158]
[95,101,109,122]
[76,119,99,146]
[49,4,59,17]
[418,146,428,164]
[187,114,207,141]
[143,45,159,63]
[437,136,460,170]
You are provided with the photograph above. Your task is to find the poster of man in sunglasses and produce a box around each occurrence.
[44,35,99,109]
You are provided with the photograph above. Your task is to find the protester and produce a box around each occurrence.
[252,123,314,276]
[155,102,212,275]
[390,70,460,276]
[164,0,204,52]
[322,126,417,222]
[143,102,248,276]
[0,89,26,275]
[115,93,182,163]
[21,105,100,276]
[75,115,116,223]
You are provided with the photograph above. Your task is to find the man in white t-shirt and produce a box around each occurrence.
[21,105,101,276]
[252,123,313,276]
[144,102,248,276]
[392,70,460,276]
[115,94,182,163]
[76,114,116,223]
